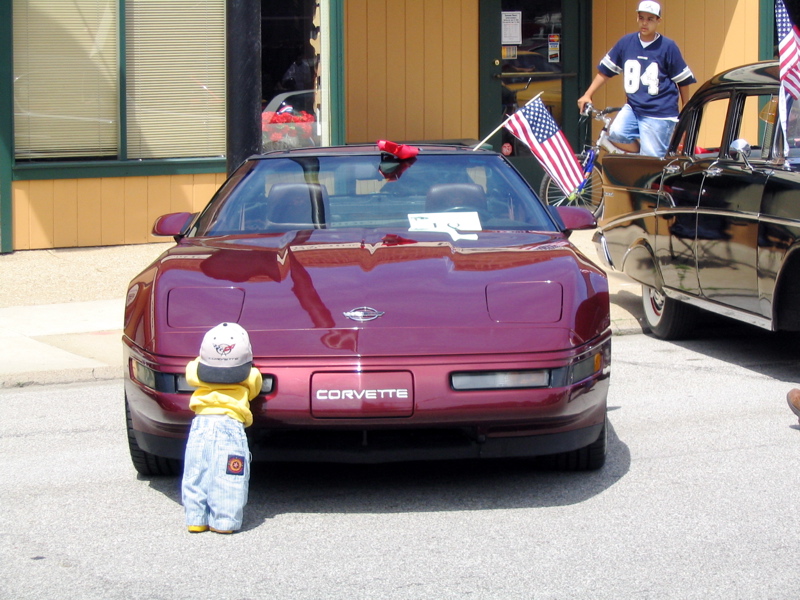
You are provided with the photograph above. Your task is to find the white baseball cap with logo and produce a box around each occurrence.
[197,322,254,384]
[637,1,661,17]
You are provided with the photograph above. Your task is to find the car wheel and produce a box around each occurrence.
[641,284,697,340]
[125,398,181,477]
[536,417,607,471]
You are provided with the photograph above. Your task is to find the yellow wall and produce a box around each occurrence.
[12,0,762,250]
[344,0,479,143]
[344,0,761,146]
[591,0,761,136]
[12,173,226,250]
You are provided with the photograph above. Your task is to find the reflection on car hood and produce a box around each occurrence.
[127,229,609,357]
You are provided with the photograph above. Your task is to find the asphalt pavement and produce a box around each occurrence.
[0,229,645,388]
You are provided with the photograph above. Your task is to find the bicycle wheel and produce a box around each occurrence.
[539,160,604,217]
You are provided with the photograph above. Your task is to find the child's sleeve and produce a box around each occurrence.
[245,367,263,400]
[185,358,202,388]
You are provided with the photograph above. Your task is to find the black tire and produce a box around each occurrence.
[125,398,181,477]
[536,417,607,471]
[539,160,604,217]
[641,284,698,340]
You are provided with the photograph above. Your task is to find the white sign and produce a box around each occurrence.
[501,11,522,46]
[408,212,481,241]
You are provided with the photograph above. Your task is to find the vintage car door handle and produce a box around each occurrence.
[704,166,723,177]
[664,164,681,174]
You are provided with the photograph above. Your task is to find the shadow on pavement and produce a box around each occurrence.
[145,418,631,530]
[612,288,645,323]
[651,319,800,384]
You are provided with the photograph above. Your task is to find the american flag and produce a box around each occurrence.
[777,0,800,100]
[504,98,583,196]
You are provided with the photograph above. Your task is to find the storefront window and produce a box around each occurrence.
[126,0,226,159]
[13,0,327,162]
[261,0,323,151]
[13,0,119,160]
[12,0,226,162]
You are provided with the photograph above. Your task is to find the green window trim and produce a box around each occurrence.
[328,0,346,146]
[13,158,227,182]
[1,0,13,253]
[760,0,775,62]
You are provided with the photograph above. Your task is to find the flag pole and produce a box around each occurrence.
[472,91,543,151]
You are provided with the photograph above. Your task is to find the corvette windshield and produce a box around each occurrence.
[191,153,557,236]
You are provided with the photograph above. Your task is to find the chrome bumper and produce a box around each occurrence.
[592,229,614,270]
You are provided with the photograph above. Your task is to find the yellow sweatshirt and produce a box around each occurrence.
[185,359,263,427]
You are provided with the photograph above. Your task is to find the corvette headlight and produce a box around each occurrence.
[451,370,550,391]
[571,353,602,384]
[450,342,609,392]
[175,374,274,394]
[131,360,175,392]
[570,343,610,385]
[131,359,273,394]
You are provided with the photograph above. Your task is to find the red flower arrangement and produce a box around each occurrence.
[262,109,316,142]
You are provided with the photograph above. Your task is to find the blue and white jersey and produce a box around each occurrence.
[599,33,695,118]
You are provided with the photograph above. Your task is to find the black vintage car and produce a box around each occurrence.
[594,61,800,339]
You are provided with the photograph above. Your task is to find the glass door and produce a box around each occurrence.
[499,0,564,157]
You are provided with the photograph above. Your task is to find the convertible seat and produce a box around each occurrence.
[266,183,329,229]
[425,183,487,213]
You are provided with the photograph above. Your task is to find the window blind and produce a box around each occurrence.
[13,0,119,159]
[125,0,226,159]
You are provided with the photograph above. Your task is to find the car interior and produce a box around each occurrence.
[196,154,557,235]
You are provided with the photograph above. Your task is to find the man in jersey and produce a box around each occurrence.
[577,1,695,157]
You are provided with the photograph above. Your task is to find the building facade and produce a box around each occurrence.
[0,0,771,252]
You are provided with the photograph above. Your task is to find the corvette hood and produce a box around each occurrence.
[126,230,609,357]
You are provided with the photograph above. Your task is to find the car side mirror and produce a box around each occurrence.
[555,206,597,233]
[152,212,194,240]
[730,138,753,170]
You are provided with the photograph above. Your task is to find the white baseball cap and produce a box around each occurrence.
[197,322,253,384]
[637,1,661,17]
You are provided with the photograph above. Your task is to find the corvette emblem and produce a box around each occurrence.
[213,343,235,356]
[343,307,385,322]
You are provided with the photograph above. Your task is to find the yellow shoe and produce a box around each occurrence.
[188,525,209,533]
[209,527,234,534]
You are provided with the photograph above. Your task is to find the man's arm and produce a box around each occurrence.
[578,73,611,113]
[678,84,692,108]
[666,39,695,109]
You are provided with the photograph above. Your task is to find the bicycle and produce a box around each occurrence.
[538,104,624,217]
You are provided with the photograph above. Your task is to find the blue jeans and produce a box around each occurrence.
[608,104,677,158]
[182,415,251,531]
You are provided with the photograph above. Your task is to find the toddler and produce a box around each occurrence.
[181,322,262,534]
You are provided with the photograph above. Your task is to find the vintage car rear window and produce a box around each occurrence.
[190,153,557,236]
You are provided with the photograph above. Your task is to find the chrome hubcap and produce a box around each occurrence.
[649,288,665,317]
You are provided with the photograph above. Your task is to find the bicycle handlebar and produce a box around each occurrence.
[581,103,623,119]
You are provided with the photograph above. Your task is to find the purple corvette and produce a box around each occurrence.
[123,143,611,475]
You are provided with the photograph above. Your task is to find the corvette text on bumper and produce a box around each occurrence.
[315,389,410,400]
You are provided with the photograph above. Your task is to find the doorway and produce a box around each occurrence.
[480,1,591,185]
[261,0,323,151]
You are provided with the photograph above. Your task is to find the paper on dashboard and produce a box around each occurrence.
[407,212,481,241]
